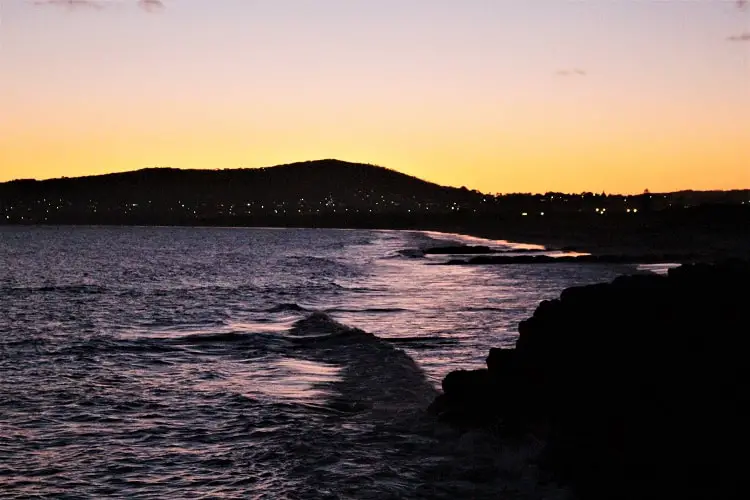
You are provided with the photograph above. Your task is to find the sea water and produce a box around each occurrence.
[0,227,637,499]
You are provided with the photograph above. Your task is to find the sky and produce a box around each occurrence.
[0,0,748,194]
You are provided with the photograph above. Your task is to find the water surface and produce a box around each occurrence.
[0,227,638,498]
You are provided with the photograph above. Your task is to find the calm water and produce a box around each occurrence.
[0,227,638,499]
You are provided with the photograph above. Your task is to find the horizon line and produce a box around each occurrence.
[2,160,748,197]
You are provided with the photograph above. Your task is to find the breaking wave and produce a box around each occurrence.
[264,302,310,313]
[1,227,625,498]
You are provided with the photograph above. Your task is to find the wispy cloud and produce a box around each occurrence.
[556,69,587,77]
[137,0,163,12]
[31,0,164,12]
[33,0,105,8]
[725,2,749,41]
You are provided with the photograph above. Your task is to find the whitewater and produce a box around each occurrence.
[0,227,641,499]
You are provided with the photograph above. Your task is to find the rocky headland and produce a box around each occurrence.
[429,260,750,499]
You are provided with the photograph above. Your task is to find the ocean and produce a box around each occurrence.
[1,227,639,499]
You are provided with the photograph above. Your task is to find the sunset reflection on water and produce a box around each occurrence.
[0,227,648,498]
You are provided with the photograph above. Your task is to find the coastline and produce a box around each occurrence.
[3,220,748,260]
[419,219,750,260]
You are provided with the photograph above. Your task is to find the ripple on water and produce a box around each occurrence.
[0,227,639,498]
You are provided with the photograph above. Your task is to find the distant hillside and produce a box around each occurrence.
[1,160,747,239]
[0,160,482,213]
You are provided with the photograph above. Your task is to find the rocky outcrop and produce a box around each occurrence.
[431,260,750,499]
[423,245,496,254]
[443,253,697,265]
[423,244,544,255]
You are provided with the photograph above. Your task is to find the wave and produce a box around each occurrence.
[296,400,371,416]
[336,285,378,294]
[384,336,460,347]
[264,303,310,313]
[177,331,264,345]
[53,337,184,356]
[277,311,557,498]
[325,307,409,314]
[39,330,286,359]
[287,312,377,344]
[168,331,291,354]
[286,312,438,412]
[0,284,108,295]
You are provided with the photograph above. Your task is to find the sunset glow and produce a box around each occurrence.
[1,0,748,193]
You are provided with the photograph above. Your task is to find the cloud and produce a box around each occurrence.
[33,0,105,8]
[727,32,750,42]
[556,68,587,77]
[31,0,164,12]
[137,0,163,12]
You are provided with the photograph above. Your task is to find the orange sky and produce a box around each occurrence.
[1,0,749,193]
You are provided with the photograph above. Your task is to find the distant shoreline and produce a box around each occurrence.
[3,220,748,261]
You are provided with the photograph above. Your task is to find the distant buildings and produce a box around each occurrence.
[1,189,748,225]
[1,162,747,225]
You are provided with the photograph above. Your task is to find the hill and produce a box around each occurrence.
[0,160,485,223]
[1,160,748,260]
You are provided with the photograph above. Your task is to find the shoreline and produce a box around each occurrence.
[3,221,748,260]
[418,222,750,261]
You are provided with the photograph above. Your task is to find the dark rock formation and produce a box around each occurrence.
[431,260,750,499]
[423,245,495,254]
[446,253,698,265]
[424,245,549,256]
[428,369,499,428]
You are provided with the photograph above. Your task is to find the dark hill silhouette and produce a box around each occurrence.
[0,160,480,211]
[2,160,748,259]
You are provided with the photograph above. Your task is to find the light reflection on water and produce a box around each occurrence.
[263,358,341,400]
[0,226,654,498]
[636,263,681,275]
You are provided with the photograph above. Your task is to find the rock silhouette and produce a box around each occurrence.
[423,245,495,254]
[431,260,750,499]
[443,252,697,265]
